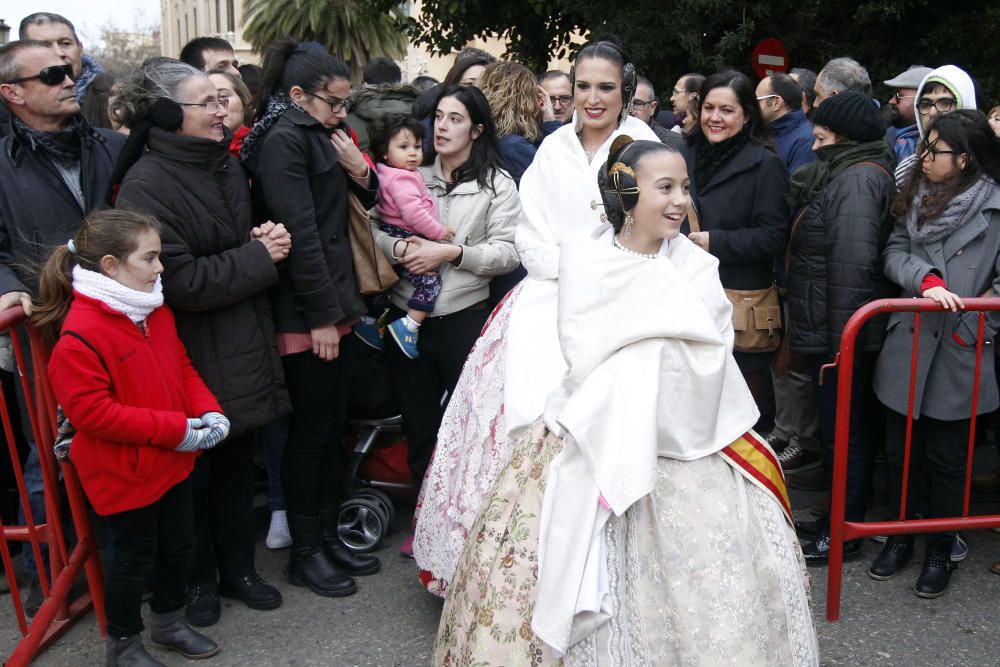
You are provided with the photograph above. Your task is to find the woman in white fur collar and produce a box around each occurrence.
[434,137,819,666]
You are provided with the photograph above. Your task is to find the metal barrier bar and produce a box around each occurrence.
[0,307,105,665]
[826,297,1000,621]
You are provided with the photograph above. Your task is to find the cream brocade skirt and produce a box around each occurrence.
[434,420,820,667]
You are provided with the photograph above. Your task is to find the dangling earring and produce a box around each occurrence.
[623,212,634,239]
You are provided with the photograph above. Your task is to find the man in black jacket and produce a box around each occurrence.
[0,38,125,613]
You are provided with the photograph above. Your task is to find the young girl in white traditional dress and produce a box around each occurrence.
[434,138,819,666]
[35,209,228,665]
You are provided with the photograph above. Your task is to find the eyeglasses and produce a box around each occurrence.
[891,91,915,104]
[917,98,957,115]
[179,97,230,114]
[756,94,780,103]
[549,95,572,106]
[307,92,350,113]
[5,63,75,86]
[631,98,654,110]
[671,87,683,96]
[919,141,958,161]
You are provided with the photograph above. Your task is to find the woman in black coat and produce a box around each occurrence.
[784,91,897,565]
[112,59,291,626]
[241,39,381,598]
[681,70,791,429]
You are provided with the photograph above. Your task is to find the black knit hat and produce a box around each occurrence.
[811,91,885,142]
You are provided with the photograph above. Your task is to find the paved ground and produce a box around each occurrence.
[4,467,1000,666]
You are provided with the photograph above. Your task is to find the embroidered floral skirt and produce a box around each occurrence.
[434,419,820,666]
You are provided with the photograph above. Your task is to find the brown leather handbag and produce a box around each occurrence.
[347,192,398,296]
[688,206,782,353]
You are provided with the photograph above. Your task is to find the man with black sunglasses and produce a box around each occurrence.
[0,39,126,619]
[884,65,933,164]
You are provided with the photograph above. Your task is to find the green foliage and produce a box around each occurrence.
[373,0,1000,104]
[242,0,409,82]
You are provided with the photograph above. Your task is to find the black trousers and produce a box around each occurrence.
[885,409,970,528]
[189,430,258,587]
[105,477,194,637]
[810,353,881,524]
[384,304,488,487]
[281,335,359,517]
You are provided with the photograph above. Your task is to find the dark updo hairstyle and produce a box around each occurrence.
[80,71,116,130]
[33,209,162,348]
[597,135,679,232]
[253,38,350,122]
[368,113,425,164]
[571,33,637,110]
[894,110,1000,224]
[688,70,772,147]
[427,84,503,193]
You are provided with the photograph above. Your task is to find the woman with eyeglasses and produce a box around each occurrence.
[893,65,978,187]
[111,58,291,627]
[240,39,383,599]
[871,110,1000,598]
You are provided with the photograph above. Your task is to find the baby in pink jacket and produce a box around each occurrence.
[360,115,454,359]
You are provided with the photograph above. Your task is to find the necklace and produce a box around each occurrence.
[577,131,598,163]
[613,235,658,259]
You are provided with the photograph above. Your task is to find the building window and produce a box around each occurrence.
[226,0,235,32]
[215,0,221,33]
[177,18,182,51]
[193,7,198,35]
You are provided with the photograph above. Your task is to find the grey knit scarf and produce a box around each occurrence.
[906,176,997,244]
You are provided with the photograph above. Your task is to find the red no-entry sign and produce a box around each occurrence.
[752,38,789,79]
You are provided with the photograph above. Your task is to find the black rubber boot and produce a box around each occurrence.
[106,634,165,667]
[287,513,357,597]
[914,535,957,598]
[868,534,914,581]
[320,503,382,576]
[150,608,219,659]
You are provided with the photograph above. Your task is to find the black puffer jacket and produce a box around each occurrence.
[786,149,898,356]
[244,108,378,332]
[116,128,290,437]
[681,141,790,290]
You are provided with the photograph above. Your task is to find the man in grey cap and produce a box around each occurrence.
[884,65,933,162]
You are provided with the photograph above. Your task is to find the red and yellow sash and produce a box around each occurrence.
[720,431,792,524]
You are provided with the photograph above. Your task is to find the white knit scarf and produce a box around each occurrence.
[72,265,164,323]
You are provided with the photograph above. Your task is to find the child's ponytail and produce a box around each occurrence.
[32,208,162,349]
[33,244,76,349]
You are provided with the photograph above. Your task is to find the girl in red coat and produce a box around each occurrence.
[34,209,228,666]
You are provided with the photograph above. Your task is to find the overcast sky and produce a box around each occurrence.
[5,0,161,45]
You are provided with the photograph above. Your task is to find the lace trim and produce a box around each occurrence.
[413,284,520,592]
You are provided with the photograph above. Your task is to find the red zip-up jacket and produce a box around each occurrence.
[48,292,221,515]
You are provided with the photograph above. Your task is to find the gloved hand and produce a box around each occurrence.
[176,418,208,452]
[198,412,231,450]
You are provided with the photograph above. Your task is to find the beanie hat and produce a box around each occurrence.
[812,91,885,142]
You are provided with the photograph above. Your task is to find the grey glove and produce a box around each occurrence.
[176,418,208,452]
[198,412,231,450]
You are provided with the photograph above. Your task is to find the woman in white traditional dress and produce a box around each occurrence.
[413,35,658,594]
[434,137,820,666]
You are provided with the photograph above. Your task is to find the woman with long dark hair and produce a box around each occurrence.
[240,39,383,598]
[682,70,791,431]
[372,84,521,523]
[870,110,1000,597]
[111,58,291,627]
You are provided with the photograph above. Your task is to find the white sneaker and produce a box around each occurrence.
[266,510,291,549]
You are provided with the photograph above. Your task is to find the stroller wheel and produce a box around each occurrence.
[338,498,387,553]
[356,488,395,525]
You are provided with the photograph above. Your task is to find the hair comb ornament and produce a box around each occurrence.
[590,199,609,224]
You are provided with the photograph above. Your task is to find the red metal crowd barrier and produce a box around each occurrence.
[0,306,105,665]
[825,297,1000,621]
